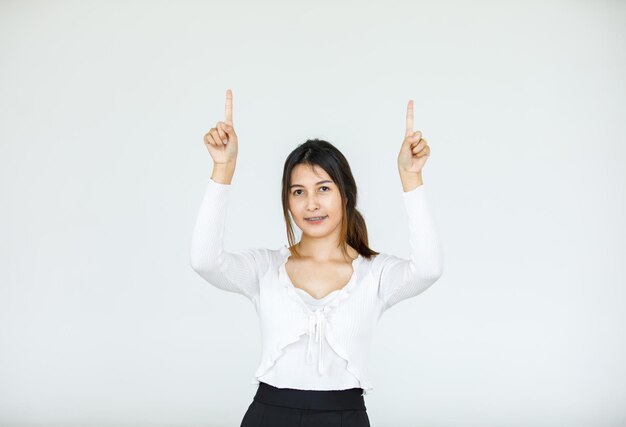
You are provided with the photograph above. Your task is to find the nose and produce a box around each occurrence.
[306,195,320,211]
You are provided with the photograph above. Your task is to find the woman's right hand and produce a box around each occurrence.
[203,89,238,165]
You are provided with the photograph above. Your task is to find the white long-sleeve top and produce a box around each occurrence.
[189,178,444,394]
[257,288,362,391]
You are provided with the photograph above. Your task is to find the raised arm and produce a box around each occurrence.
[377,183,444,310]
[189,89,267,305]
[377,99,444,311]
[189,176,267,304]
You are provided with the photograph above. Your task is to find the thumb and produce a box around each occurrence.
[402,134,416,151]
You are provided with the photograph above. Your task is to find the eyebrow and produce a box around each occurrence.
[289,180,333,190]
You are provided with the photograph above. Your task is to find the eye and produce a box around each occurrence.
[292,186,331,196]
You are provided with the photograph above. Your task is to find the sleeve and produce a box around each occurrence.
[189,177,268,305]
[376,184,444,311]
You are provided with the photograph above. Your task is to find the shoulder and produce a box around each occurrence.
[363,252,396,276]
[230,247,273,272]
[260,246,290,268]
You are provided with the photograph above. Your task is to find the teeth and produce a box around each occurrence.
[306,216,326,220]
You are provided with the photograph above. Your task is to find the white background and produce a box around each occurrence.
[1,1,625,426]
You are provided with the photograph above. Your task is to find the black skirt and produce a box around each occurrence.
[240,381,371,427]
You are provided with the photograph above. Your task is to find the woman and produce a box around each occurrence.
[190,89,444,426]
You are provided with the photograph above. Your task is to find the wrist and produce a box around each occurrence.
[398,170,423,192]
[212,161,236,184]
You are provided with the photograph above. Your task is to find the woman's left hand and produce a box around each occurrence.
[397,100,430,175]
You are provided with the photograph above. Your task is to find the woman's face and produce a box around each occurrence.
[288,164,343,237]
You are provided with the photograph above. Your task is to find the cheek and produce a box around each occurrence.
[288,201,300,213]
[326,200,343,221]
[331,197,344,212]
[288,203,305,220]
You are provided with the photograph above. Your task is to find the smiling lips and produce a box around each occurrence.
[305,215,328,223]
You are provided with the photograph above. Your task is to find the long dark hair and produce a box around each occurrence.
[281,138,379,261]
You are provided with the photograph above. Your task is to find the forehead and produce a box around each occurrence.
[290,164,332,184]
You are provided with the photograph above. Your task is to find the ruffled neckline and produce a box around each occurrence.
[278,245,363,314]
[295,287,340,304]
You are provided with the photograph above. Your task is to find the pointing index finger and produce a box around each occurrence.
[225,89,233,125]
[405,99,414,137]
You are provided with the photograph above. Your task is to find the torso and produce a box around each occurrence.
[284,246,359,300]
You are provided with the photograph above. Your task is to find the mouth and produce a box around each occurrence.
[304,215,328,224]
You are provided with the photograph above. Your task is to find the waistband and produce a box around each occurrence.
[253,382,366,411]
